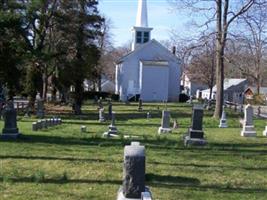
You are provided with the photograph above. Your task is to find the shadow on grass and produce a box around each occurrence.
[209,142,267,149]
[44,109,192,121]
[0,134,127,147]
[1,133,266,155]
[0,176,121,185]
[149,161,267,171]
[146,173,200,186]
[146,173,267,193]
[0,133,179,148]
[0,155,107,163]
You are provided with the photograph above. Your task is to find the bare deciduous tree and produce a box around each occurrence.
[170,0,266,118]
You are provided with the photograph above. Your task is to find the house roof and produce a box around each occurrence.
[116,39,179,64]
[245,87,267,95]
[201,78,247,93]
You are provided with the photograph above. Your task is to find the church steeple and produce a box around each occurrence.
[136,0,148,27]
[131,0,153,51]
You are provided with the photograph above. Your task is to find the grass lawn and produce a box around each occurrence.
[1,101,267,200]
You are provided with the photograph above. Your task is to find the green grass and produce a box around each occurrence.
[1,101,267,200]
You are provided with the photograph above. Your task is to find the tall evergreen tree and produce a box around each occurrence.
[55,0,103,114]
[0,1,26,99]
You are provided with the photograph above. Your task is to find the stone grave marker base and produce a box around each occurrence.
[124,135,139,139]
[1,133,21,139]
[219,120,228,128]
[158,127,172,134]
[117,186,152,200]
[241,126,256,137]
[184,135,207,146]
[99,119,106,123]
[103,132,119,138]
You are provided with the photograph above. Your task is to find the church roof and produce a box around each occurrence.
[116,39,179,64]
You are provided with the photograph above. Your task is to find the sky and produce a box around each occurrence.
[98,0,190,47]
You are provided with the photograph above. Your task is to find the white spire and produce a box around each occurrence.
[136,0,148,27]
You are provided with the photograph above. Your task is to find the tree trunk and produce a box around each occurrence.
[214,0,224,119]
[42,67,48,101]
[98,74,102,92]
[51,86,57,103]
[73,80,83,115]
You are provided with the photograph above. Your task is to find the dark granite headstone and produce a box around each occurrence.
[1,101,20,139]
[161,110,170,129]
[189,105,204,138]
[36,99,45,118]
[32,122,38,131]
[123,142,145,199]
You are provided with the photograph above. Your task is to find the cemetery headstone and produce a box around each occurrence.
[138,99,143,111]
[103,112,118,137]
[41,119,47,129]
[263,126,267,136]
[158,110,172,134]
[146,112,151,120]
[99,108,106,122]
[36,99,45,118]
[37,120,42,129]
[81,125,87,133]
[117,142,152,200]
[241,104,256,137]
[184,104,206,146]
[219,107,228,128]
[32,122,38,131]
[1,101,20,139]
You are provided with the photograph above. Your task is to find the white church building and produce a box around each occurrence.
[115,0,181,102]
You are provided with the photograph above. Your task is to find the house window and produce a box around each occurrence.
[136,31,142,43]
[143,32,149,43]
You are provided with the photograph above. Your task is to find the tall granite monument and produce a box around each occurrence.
[117,142,152,200]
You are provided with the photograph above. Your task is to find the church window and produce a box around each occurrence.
[143,32,149,43]
[136,31,142,43]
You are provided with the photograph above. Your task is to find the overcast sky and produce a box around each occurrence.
[98,0,190,47]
